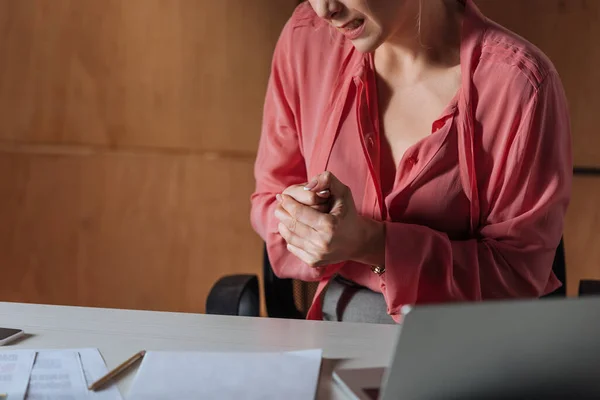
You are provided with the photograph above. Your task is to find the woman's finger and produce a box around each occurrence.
[284,241,313,264]
[304,171,348,198]
[311,203,330,213]
[278,223,306,249]
[285,243,325,268]
[274,205,315,238]
[279,194,328,231]
[282,184,330,206]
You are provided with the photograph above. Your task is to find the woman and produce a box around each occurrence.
[251,0,571,323]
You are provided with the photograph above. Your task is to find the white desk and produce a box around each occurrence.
[0,302,399,399]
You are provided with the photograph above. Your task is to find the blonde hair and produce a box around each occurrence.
[416,0,432,49]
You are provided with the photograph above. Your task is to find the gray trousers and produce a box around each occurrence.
[322,277,396,324]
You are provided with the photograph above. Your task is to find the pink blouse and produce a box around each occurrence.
[250,0,572,323]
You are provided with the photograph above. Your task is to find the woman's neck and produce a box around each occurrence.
[375,0,464,84]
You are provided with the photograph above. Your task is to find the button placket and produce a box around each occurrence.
[365,132,375,148]
[354,74,384,221]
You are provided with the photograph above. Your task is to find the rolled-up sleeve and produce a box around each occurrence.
[250,17,328,282]
[379,71,572,319]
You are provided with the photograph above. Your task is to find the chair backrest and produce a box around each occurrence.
[543,237,567,297]
[262,245,305,318]
[262,237,567,318]
[579,280,600,296]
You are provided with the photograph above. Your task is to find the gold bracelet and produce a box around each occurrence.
[371,265,385,275]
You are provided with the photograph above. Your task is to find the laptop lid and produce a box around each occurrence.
[380,297,600,400]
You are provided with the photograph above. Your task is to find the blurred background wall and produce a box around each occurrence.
[0,0,298,312]
[0,0,597,313]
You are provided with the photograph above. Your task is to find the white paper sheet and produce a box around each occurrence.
[77,349,123,400]
[0,350,36,400]
[23,349,122,400]
[127,349,323,400]
[26,350,89,400]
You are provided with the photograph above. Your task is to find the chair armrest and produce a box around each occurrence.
[205,274,260,317]
[579,280,600,296]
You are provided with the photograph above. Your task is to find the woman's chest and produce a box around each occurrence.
[321,94,471,239]
[377,65,462,167]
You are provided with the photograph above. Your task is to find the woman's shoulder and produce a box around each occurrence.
[279,2,328,48]
[276,2,356,70]
[476,17,559,91]
[286,1,325,29]
[471,17,569,160]
[283,1,332,37]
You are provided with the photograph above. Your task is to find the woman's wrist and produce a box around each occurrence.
[352,217,386,267]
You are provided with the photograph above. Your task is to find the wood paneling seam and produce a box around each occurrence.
[0,141,256,162]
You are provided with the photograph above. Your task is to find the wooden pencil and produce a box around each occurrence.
[88,350,146,391]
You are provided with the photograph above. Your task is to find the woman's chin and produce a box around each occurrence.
[349,36,382,54]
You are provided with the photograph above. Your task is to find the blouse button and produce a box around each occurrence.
[367,135,375,148]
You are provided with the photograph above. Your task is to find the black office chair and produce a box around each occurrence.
[206,245,312,318]
[206,238,594,318]
[544,237,567,298]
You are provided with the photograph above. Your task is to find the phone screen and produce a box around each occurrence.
[0,327,22,340]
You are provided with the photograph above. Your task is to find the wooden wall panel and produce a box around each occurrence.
[564,177,600,295]
[0,0,298,312]
[0,146,261,312]
[0,0,296,153]
[476,0,600,167]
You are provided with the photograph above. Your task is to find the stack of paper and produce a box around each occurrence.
[75,348,124,400]
[0,349,122,400]
[128,349,323,400]
[2,348,323,399]
[0,350,36,400]
[27,350,89,399]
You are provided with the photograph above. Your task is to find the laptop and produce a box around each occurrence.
[333,296,600,400]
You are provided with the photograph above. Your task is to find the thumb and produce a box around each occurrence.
[305,172,349,217]
[304,171,348,197]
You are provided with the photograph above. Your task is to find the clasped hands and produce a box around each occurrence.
[274,171,385,268]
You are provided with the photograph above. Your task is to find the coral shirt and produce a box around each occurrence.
[250,0,572,323]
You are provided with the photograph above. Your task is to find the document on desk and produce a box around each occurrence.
[26,350,89,400]
[0,350,36,400]
[24,348,123,400]
[77,348,124,400]
[128,349,323,400]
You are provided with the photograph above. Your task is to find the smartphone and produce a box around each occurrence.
[0,327,24,346]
